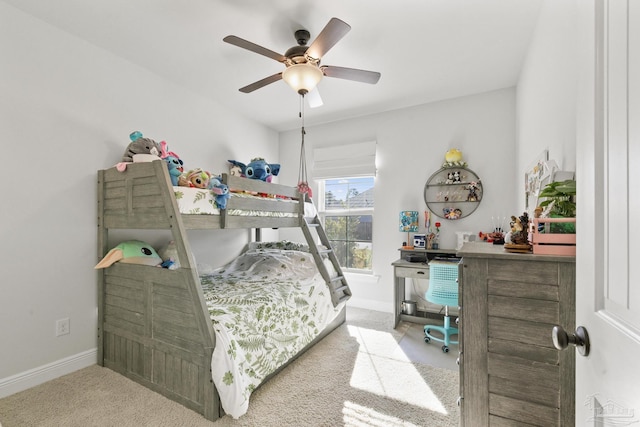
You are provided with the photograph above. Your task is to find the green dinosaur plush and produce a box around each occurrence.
[94,240,162,269]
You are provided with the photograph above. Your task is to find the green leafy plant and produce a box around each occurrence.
[538,179,576,233]
[539,179,576,217]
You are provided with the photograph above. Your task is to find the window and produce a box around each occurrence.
[318,176,374,272]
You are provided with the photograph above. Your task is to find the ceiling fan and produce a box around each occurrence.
[223,17,381,99]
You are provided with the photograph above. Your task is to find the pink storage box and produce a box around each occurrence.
[531,218,576,256]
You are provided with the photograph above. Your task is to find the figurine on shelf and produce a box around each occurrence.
[446,172,454,184]
[467,181,481,201]
[509,212,530,245]
[443,207,462,220]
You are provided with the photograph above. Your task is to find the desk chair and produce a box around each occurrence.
[424,261,459,353]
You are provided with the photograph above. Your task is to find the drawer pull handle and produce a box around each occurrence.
[417,271,425,275]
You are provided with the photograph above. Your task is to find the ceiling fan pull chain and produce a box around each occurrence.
[298,94,312,198]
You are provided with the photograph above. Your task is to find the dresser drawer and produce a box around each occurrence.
[395,266,429,279]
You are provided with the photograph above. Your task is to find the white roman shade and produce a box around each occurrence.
[312,141,377,179]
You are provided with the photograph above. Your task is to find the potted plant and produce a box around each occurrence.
[538,179,576,232]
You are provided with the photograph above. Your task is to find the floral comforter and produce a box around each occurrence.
[199,246,343,419]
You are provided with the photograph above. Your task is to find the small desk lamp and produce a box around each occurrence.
[399,211,419,249]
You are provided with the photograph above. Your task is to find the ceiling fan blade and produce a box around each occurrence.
[223,35,287,63]
[305,18,351,61]
[307,88,323,108]
[239,73,283,93]
[321,65,381,84]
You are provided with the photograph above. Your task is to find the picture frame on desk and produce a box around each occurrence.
[399,210,419,249]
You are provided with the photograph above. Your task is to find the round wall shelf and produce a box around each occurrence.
[424,167,482,220]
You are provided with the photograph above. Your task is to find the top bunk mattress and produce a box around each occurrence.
[174,186,317,217]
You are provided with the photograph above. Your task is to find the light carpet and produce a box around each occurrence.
[0,308,459,427]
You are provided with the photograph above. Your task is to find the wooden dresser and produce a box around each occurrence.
[457,242,576,426]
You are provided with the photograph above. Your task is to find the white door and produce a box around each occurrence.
[574,0,640,424]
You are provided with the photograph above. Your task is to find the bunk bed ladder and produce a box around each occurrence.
[301,214,352,307]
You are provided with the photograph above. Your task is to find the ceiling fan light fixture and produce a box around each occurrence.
[282,63,323,95]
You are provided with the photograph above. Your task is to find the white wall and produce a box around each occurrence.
[516,0,578,212]
[278,89,517,312]
[0,3,277,383]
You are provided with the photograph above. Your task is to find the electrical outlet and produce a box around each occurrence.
[56,318,70,337]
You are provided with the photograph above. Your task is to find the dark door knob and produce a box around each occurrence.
[552,325,590,356]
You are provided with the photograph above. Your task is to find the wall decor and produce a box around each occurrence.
[424,167,482,220]
[524,149,559,215]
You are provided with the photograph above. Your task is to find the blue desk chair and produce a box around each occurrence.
[424,261,459,353]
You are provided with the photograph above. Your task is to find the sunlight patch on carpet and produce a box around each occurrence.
[347,325,448,414]
[347,324,410,362]
[343,400,421,427]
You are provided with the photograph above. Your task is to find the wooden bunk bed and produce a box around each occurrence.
[96,160,351,421]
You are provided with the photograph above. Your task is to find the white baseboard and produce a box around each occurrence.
[347,297,392,313]
[0,348,97,399]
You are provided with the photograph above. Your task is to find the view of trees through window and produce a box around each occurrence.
[322,177,374,271]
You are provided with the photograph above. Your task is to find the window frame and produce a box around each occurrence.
[316,176,374,274]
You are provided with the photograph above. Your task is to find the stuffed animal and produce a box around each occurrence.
[297,182,313,198]
[158,140,183,185]
[178,169,230,208]
[208,176,231,209]
[122,131,162,162]
[159,140,180,160]
[228,158,280,182]
[443,148,467,168]
[95,240,162,269]
[229,164,243,177]
[158,241,180,270]
[181,168,212,188]
[445,148,463,163]
[164,155,184,186]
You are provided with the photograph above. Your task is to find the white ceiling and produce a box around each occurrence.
[4,0,543,131]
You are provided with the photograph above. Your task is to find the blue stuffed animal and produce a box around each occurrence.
[208,176,231,209]
[228,157,280,182]
[164,155,184,186]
